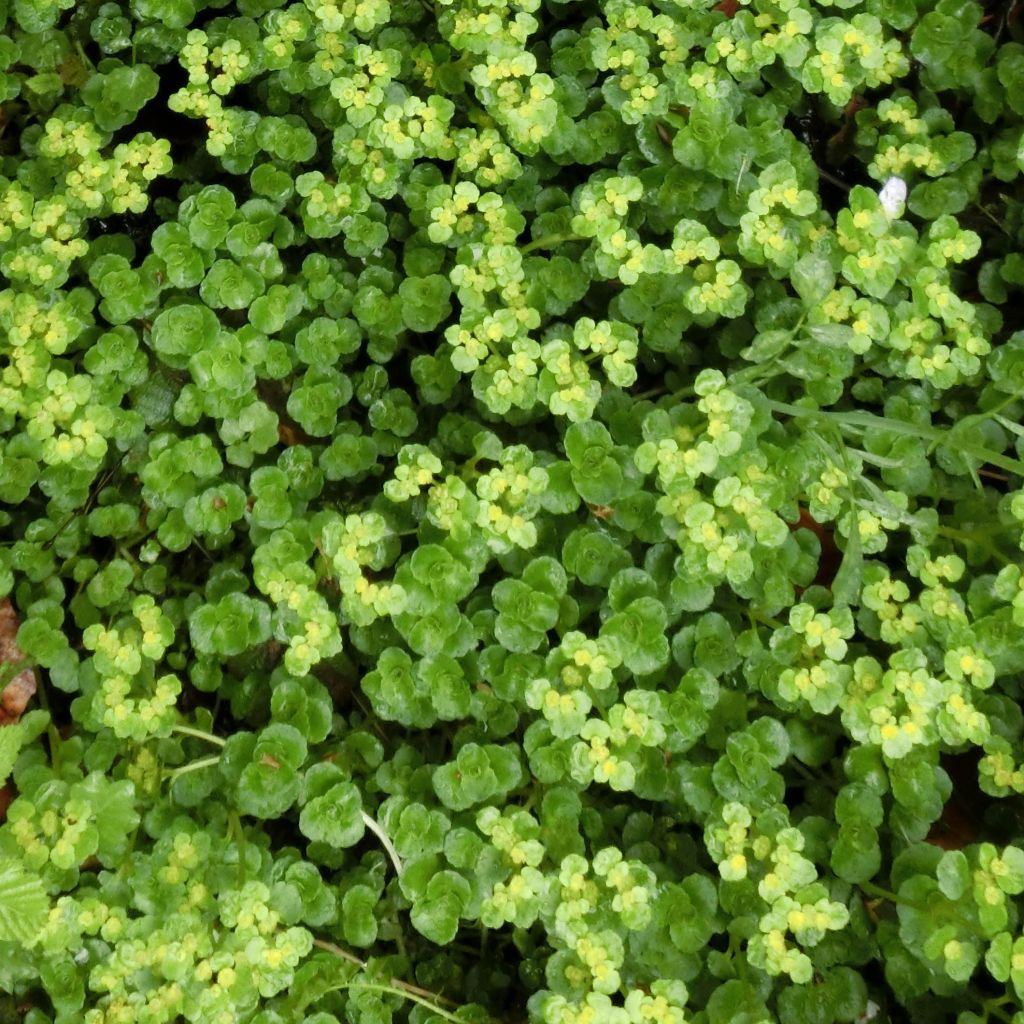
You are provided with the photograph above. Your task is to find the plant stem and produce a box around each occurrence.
[936,525,1014,566]
[343,983,464,1024]
[170,729,402,873]
[117,544,143,573]
[520,232,585,255]
[632,386,667,401]
[988,1004,1013,1024]
[748,608,784,630]
[981,992,1016,1024]
[312,938,459,1009]
[228,811,248,885]
[633,382,696,402]
[164,755,221,781]
[816,164,851,192]
[858,881,988,939]
[31,668,63,776]
[972,202,1012,237]
[858,881,902,904]
[361,812,404,876]
[74,40,95,71]
[171,725,227,747]
[765,399,1024,477]
[312,937,364,968]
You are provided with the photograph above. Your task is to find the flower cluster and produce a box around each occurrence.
[79,596,180,742]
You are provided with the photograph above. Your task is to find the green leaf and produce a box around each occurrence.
[201,259,265,310]
[908,178,970,219]
[40,956,85,1018]
[745,717,790,766]
[150,304,221,367]
[342,884,379,946]
[562,527,632,586]
[432,743,524,810]
[81,64,160,131]
[831,509,863,608]
[706,980,770,1024]
[0,858,48,945]
[995,846,1024,894]
[0,725,26,787]
[407,545,477,603]
[189,593,272,658]
[300,781,365,848]
[663,876,718,953]
[409,870,471,944]
[86,559,135,608]
[997,44,1024,116]
[388,801,451,860]
[937,850,970,900]
[287,370,353,437]
[831,821,881,883]
[790,252,835,307]
[564,421,624,505]
[398,275,452,333]
[321,431,379,481]
[600,596,668,675]
[133,0,198,29]
[233,724,307,819]
[15,618,68,669]
[986,931,1011,982]
[492,578,560,653]
[72,774,140,866]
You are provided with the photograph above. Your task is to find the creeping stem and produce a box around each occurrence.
[311,938,460,1013]
[361,811,404,876]
[167,724,402,874]
[171,724,227,747]
[765,398,1024,478]
[519,232,585,255]
[165,755,221,781]
[340,982,464,1023]
[858,881,988,940]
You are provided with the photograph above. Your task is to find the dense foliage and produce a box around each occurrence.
[2,0,1024,1021]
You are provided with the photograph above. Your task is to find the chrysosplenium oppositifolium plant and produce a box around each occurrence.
[3,0,1024,1021]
